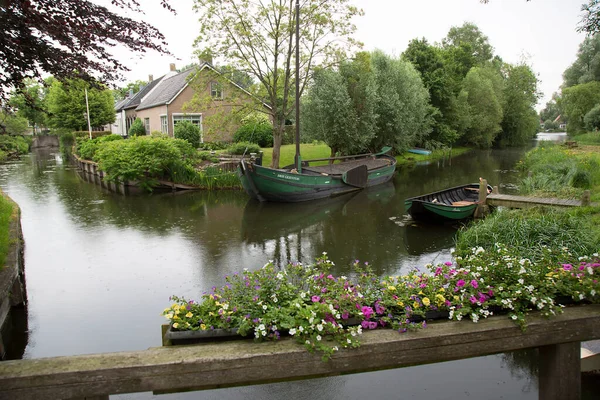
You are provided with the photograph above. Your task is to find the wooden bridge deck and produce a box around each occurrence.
[486,193,586,208]
[0,305,599,400]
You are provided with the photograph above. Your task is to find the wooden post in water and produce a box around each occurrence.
[582,190,591,206]
[474,178,489,218]
[539,342,581,400]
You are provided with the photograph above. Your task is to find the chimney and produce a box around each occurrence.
[148,74,153,82]
[169,63,176,72]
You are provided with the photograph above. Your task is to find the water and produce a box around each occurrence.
[0,143,555,399]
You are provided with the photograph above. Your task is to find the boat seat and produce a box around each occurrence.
[452,201,475,206]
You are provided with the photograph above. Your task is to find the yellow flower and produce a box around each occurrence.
[200,324,207,330]
[387,286,396,291]
[185,312,193,318]
[172,322,179,329]
[179,305,187,311]
[413,301,420,309]
[422,297,431,307]
[454,295,459,301]
[438,287,446,292]
[418,291,424,295]
[171,303,178,309]
[435,294,445,305]
[215,301,222,307]
[173,315,180,320]
[163,308,171,313]
[208,312,215,317]
[174,309,180,315]
[397,301,404,307]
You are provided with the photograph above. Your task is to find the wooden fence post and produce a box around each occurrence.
[538,342,581,400]
[474,179,489,218]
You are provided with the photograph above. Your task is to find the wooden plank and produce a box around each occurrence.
[1,306,600,400]
[539,342,581,400]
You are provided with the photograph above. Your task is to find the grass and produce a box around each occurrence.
[0,191,17,271]
[455,207,600,262]
[571,132,600,146]
[259,144,471,168]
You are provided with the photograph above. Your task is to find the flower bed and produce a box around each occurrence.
[163,246,600,360]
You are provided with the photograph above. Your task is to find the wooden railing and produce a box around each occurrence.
[1,305,599,400]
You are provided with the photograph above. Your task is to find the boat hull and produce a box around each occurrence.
[404,183,493,222]
[238,155,396,202]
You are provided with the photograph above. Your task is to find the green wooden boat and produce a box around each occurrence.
[238,148,397,202]
[404,183,493,222]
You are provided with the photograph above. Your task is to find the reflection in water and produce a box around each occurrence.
[0,146,552,399]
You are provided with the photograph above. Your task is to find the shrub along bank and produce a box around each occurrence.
[0,135,31,163]
[0,191,17,271]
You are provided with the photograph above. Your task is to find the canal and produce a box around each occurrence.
[1,138,592,399]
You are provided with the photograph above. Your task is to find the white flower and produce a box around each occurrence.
[579,293,585,300]
[471,314,479,323]
[588,267,594,275]
[475,246,485,255]
[316,324,324,332]
[298,326,304,332]
[322,252,327,255]
[223,303,229,310]
[591,290,596,296]
[276,272,284,280]
[333,346,339,351]
[518,278,524,285]
[309,317,314,324]
[262,305,267,310]
[258,324,265,331]
[316,335,322,341]
[511,315,518,320]
[273,297,278,303]
[289,328,297,336]
[305,340,311,345]
[347,338,352,344]
[300,292,306,299]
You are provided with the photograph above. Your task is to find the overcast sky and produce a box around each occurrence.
[112,0,587,111]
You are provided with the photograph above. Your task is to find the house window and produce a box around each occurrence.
[160,115,168,133]
[172,114,203,142]
[144,118,150,135]
[210,82,223,99]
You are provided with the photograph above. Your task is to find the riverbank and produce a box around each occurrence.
[0,190,25,361]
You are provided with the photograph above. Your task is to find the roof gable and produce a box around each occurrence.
[136,68,197,111]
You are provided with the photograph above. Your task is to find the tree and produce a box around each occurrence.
[442,23,494,65]
[403,38,460,146]
[540,96,561,123]
[584,103,600,130]
[9,78,47,134]
[561,81,600,133]
[302,53,377,156]
[0,108,28,135]
[192,0,363,168]
[114,80,148,101]
[369,51,433,152]
[0,0,174,103]
[563,34,600,87]
[46,79,115,131]
[457,66,504,148]
[498,64,540,146]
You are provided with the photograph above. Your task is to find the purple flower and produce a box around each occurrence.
[563,264,573,271]
[469,295,478,304]
[435,267,443,276]
[321,288,328,293]
[375,301,385,315]
[444,261,452,266]
[457,279,465,287]
[470,280,479,289]
[342,312,349,320]
[368,321,378,329]
[361,306,374,319]
[311,295,321,303]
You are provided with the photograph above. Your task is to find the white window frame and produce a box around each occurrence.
[160,115,168,134]
[210,81,223,100]
[143,118,150,135]
[172,113,203,143]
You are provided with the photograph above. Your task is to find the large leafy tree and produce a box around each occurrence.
[9,78,47,134]
[369,51,433,152]
[457,66,504,148]
[46,79,115,131]
[563,34,600,87]
[192,0,363,168]
[442,22,494,66]
[561,81,600,133]
[0,108,29,135]
[0,0,174,102]
[302,52,377,156]
[498,64,540,146]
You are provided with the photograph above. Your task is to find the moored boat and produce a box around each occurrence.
[407,148,431,156]
[404,183,493,222]
[239,148,396,202]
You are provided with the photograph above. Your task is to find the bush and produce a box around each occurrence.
[174,120,201,148]
[0,135,30,155]
[584,104,600,131]
[58,131,75,157]
[95,136,183,190]
[233,121,273,147]
[73,131,111,139]
[198,141,228,151]
[77,134,123,160]
[226,141,261,155]
[128,118,146,137]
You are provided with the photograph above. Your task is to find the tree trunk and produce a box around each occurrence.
[271,126,283,168]
[329,146,337,164]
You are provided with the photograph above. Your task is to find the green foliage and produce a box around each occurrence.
[77,134,123,161]
[561,81,600,134]
[198,141,229,151]
[174,120,201,148]
[128,118,146,137]
[540,97,561,123]
[227,141,260,155]
[455,208,600,263]
[73,131,111,139]
[9,78,47,132]
[0,135,30,155]
[442,22,494,65]
[234,121,273,147]
[58,130,75,157]
[563,34,600,88]
[498,64,540,147]
[457,66,504,148]
[95,136,184,190]
[46,79,115,130]
[0,109,29,135]
[584,104,600,131]
[544,119,559,131]
[0,192,16,271]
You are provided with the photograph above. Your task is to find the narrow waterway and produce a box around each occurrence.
[0,139,579,399]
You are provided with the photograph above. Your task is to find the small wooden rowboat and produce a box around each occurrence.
[404,183,493,222]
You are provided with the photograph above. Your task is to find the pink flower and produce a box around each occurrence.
[375,301,385,315]
[311,295,320,302]
[457,279,465,287]
[470,295,478,304]
[563,264,573,271]
[444,261,452,266]
[361,306,374,319]
[470,280,479,289]
[435,267,443,276]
